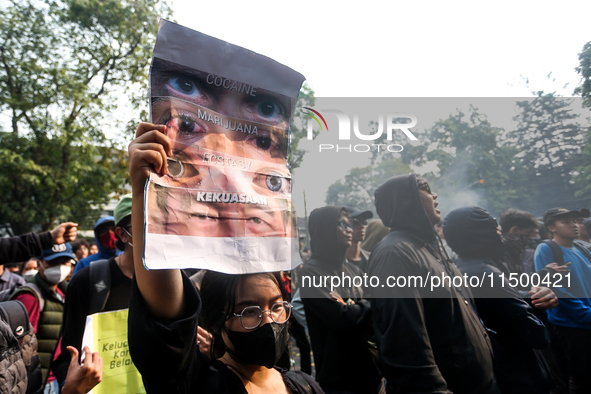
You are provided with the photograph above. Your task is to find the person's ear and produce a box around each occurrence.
[508,225,519,234]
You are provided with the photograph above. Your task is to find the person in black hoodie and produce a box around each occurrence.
[443,206,553,394]
[300,206,382,394]
[368,174,499,394]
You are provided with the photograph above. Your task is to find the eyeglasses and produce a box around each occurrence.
[419,184,437,198]
[231,301,292,330]
[338,220,353,231]
[351,219,368,227]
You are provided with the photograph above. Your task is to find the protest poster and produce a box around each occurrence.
[143,20,306,273]
[81,309,145,394]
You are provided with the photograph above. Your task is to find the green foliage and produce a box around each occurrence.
[574,128,591,198]
[289,82,316,170]
[574,41,591,196]
[426,107,523,215]
[324,100,590,218]
[0,0,171,235]
[575,41,591,108]
[325,156,412,213]
[508,95,585,212]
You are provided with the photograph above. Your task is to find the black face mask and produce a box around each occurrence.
[226,322,289,369]
[504,233,529,245]
[528,236,541,249]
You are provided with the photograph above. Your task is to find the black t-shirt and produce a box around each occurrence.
[53,257,132,385]
[128,273,323,394]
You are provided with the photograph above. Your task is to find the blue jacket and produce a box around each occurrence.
[72,216,119,276]
[534,242,591,329]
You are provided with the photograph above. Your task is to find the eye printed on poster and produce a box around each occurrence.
[143,20,305,273]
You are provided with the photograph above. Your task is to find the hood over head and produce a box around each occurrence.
[308,206,348,267]
[360,219,390,252]
[374,173,436,243]
[93,216,116,256]
[442,206,504,259]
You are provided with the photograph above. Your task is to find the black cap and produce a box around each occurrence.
[579,208,591,218]
[543,208,583,225]
[343,205,374,221]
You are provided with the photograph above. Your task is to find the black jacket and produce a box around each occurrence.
[129,274,323,394]
[0,231,53,264]
[443,206,552,394]
[368,174,499,394]
[300,206,381,392]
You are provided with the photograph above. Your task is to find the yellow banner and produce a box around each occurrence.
[81,309,145,394]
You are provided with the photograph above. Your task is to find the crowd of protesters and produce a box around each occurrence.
[0,125,590,393]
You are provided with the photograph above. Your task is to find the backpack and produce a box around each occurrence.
[543,240,591,265]
[87,259,111,315]
[0,300,42,394]
[11,278,69,315]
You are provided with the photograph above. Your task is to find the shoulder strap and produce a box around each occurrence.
[0,289,13,302]
[19,283,45,313]
[360,248,370,261]
[0,300,31,339]
[88,259,111,315]
[543,240,564,265]
[283,370,317,394]
[573,242,591,263]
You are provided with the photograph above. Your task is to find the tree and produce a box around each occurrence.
[324,107,517,217]
[289,82,316,170]
[508,95,587,212]
[573,41,591,199]
[575,41,591,108]
[325,156,412,213]
[0,0,171,235]
[425,106,523,216]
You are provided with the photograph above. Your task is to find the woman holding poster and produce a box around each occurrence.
[126,123,323,393]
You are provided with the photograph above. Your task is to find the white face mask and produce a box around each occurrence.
[22,270,38,280]
[43,264,71,284]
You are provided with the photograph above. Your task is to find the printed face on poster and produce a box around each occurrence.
[143,20,305,273]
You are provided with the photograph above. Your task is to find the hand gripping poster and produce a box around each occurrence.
[144,20,305,273]
[82,309,145,394]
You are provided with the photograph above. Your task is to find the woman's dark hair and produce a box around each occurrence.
[499,209,538,234]
[199,271,288,359]
[71,239,90,253]
[19,258,39,276]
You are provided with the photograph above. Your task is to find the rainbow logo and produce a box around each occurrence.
[303,107,329,131]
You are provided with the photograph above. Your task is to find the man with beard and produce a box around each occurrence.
[367,174,498,393]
